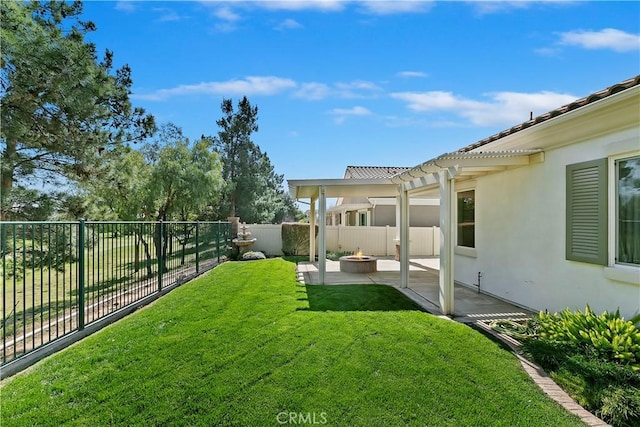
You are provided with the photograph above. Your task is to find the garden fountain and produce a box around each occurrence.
[339,248,377,273]
[232,223,257,254]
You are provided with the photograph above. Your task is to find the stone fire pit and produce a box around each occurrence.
[339,255,377,273]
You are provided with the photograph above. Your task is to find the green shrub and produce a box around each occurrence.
[563,354,640,389]
[281,223,317,256]
[242,251,266,261]
[599,386,640,427]
[520,339,578,371]
[535,306,640,370]
[326,251,351,261]
[516,307,640,427]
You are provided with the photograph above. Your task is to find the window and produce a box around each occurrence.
[616,156,640,266]
[566,159,607,265]
[358,211,367,226]
[457,190,475,248]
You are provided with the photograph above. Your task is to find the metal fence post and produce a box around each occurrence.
[78,220,85,331]
[216,221,221,262]
[195,221,200,273]
[158,220,163,292]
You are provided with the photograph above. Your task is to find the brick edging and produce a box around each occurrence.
[472,321,610,427]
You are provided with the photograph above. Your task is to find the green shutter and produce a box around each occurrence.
[566,158,608,265]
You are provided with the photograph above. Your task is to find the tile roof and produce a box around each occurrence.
[344,165,411,179]
[457,74,640,153]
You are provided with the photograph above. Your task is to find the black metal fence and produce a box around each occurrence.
[1,221,231,366]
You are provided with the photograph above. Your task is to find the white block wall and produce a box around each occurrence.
[246,224,440,257]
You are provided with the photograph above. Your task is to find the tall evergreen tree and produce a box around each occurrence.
[211,97,300,223]
[0,1,155,220]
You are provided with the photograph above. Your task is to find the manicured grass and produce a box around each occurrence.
[1,259,583,426]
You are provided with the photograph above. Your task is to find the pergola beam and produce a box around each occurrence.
[391,150,543,185]
[399,186,410,288]
[318,186,327,284]
[437,168,457,315]
[309,195,316,264]
[402,174,439,193]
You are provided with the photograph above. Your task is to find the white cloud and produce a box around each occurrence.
[396,71,429,78]
[330,106,372,116]
[329,106,372,124]
[293,82,332,100]
[334,80,383,97]
[215,6,241,22]
[208,6,242,32]
[293,80,381,100]
[390,90,578,127]
[470,1,533,15]
[358,1,434,15]
[392,91,467,111]
[115,1,136,13]
[335,80,382,91]
[558,28,640,53]
[259,1,345,12]
[275,18,303,30]
[246,0,432,14]
[133,76,297,101]
[152,7,187,23]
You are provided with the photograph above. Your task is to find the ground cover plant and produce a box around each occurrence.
[493,307,640,427]
[1,259,583,426]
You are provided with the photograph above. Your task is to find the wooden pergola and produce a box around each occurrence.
[288,149,544,315]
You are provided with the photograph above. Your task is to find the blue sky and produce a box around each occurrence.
[82,1,640,183]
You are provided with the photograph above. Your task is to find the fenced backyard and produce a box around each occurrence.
[1,221,231,368]
[1,221,437,372]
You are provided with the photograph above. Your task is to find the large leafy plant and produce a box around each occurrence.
[535,306,640,370]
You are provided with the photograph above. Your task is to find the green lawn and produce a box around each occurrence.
[1,258,583,426]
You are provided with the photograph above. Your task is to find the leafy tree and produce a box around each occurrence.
[210,97,302,223]
[148,133,223,270]
[84,123,224,272]
[0,1,155,220]
[147,134,223,222]
[88,146,151,220]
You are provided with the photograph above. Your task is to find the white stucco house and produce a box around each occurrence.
[289,75,640,319]
[327,166,439,227]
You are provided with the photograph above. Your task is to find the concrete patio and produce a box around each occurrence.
[296,257,534,323]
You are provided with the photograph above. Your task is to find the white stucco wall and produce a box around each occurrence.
[454,127,640,319]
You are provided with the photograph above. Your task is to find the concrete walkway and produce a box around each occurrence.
[297,256,534,322]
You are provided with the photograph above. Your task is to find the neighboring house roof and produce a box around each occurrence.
[335,166,412,208]
[344,166,411,179]
[457,74,640,153]
[335,166,437,209]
